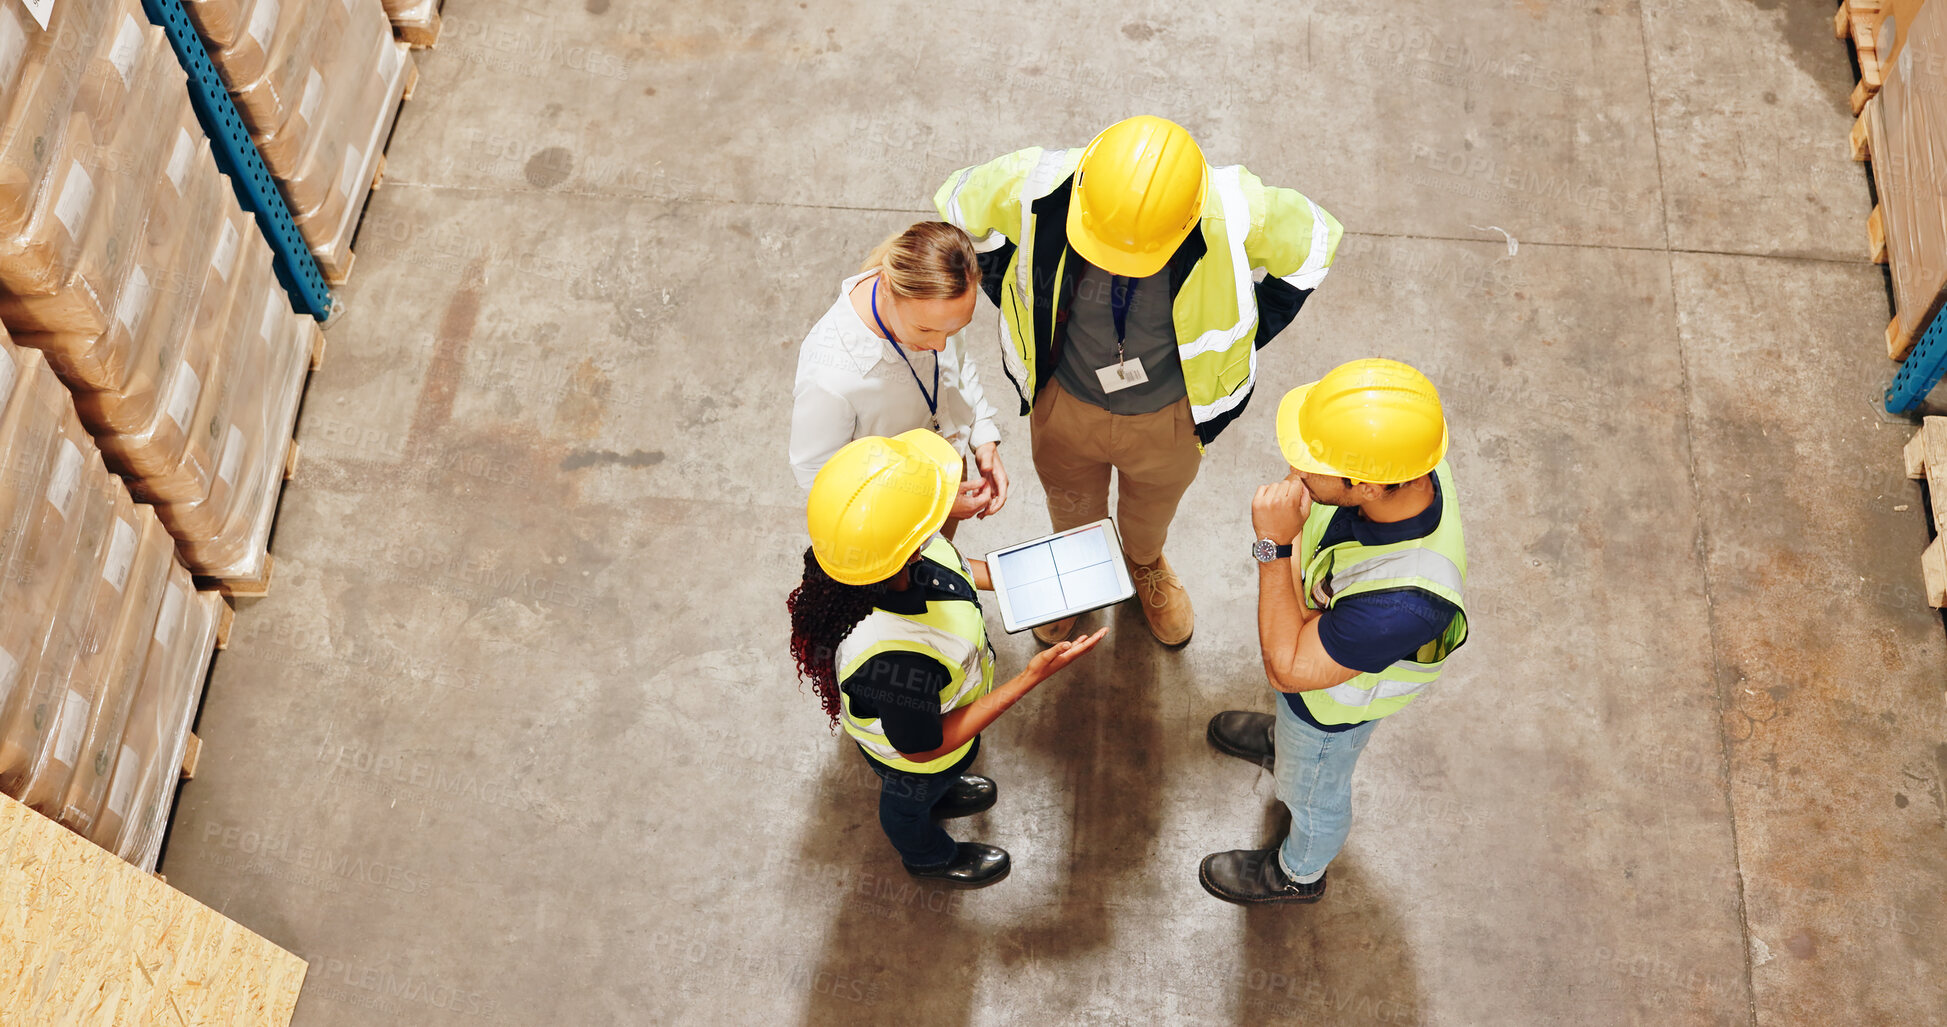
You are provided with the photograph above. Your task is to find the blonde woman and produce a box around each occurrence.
[790,222,1009,522]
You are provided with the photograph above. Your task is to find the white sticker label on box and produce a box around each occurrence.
[19,0,51,32]
[165,128,194,194]
[53,162,94,239]
[45,437,81,517]
[163,362,201,432]
[0,10,26,87]
[106,743,138,818]
[54,689,88,764]
[155,581,185,646]
[299,67,322,125]
[0,646,18,708]
[115,265,151,334]
[211,218,240,281]
[0,347,17,409]
[259,289,281,344]
[108,14,141,85]
[217,424,244,486]
[338,143,363,199]
[246,0,280,50]
[102,516,135,592]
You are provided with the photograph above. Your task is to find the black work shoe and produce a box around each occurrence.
[930,775,997,820]
[1199,848,1326,905]
[1207,711,1275,769]
[904,843,1010,888]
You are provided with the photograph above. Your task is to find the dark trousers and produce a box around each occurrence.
[858,736,980,869]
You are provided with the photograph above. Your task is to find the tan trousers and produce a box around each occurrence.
[1028,379,1203,565]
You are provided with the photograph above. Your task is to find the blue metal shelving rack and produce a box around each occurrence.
[142,0,333,321]
[1888,316,1947,415]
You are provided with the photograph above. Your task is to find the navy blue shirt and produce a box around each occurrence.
[1284,477,1458,731]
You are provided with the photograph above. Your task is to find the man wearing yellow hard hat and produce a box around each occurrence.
[935,116,1342,647]
[788,430,1105,887]
[1200,359,1469,905]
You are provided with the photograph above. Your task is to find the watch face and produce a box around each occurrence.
[1251,539,1276,563]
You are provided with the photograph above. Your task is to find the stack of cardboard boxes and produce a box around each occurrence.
[186,0,415,279]
[0,0,328,869]
[0,335,224,872]
[0,0,319,585]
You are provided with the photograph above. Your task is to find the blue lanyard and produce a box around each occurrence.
[870,277,939,418]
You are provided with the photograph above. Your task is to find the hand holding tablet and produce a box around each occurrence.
[986,519,1138,633]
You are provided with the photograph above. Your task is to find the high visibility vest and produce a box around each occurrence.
[1296,461,1469,726]
[935,149,1341,444]
[837,535,996,773]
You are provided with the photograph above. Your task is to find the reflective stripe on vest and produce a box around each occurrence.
[1298,462,1469,726]
[1178,166,1258,425]
[836,536,996,773]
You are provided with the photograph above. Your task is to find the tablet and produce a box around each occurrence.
[986,519,1136,634]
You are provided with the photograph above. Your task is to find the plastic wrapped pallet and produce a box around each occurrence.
[0,0,113,241]
[71,0,150,138]
[300,39,413,278]
[0,0,145,302]
[1870,0,1947,357]
[165,294,310,574]
[220,0,340,143]
[90,568,219,870]
[83,204,263,487]
[0,351,82,716]
[129,224,274,510]
[0,25,180,337]
[155,284,286,540]
[257,0,371,191]
[20,95,214,394]
[63,157,227,440]
[0,444,119,808]
[1880,0,1930,69]
[57,503,172,835]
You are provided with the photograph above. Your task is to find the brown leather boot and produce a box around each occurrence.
[1130,554,1193,646]
[1032,616,1079,646]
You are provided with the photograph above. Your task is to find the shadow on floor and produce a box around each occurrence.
[1230,805,1425,1025]
[790,603,1422,1024]
[791,739,988,1027]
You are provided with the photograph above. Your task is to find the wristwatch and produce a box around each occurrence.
[1251,538,1293,563]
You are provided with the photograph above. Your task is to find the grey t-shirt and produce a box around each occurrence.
[1053,262,1187,415]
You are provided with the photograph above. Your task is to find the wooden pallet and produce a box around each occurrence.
[1849,98,1916,360]
[197,318,317,599]
[1903,417,1947,606]
[1836,0,1886,115]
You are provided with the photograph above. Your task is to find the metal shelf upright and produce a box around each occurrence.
[142,0,334,321]
[1888,315,1947,415]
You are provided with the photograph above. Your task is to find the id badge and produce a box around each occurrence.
[1094,358,1149,394]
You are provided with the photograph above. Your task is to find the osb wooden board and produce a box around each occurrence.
[0,795,307,1025]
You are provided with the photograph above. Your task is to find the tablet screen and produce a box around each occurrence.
[994,523,1123,624]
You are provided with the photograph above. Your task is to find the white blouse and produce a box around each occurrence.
[789,272,1002,488]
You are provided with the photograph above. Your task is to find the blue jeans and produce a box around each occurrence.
[1274,699,1380,880]
[858,737,980,869]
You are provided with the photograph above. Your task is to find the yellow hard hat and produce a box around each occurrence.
[1066,116,1208,278]
[1276,359,1449,484]
[807,429,962,585]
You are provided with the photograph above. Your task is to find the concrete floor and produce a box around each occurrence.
[157,1,1947,1024]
